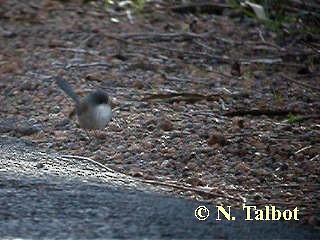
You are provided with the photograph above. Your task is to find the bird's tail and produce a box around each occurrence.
[55,76,80,104]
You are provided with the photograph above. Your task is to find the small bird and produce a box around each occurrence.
[55,76,112,130]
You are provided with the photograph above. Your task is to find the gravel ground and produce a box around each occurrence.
[0,1,319,221]
[0,136,319,239]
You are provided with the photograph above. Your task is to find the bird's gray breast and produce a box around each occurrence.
[78,104,112,130]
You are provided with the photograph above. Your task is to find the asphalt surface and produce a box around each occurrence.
[0,136,319,239]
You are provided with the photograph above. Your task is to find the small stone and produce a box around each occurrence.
[20,81,37,91]
[145,118,157,126]
[208,132,227,146]
[114,154,124,164]
[234,162,251,171]
[108,123,122,132]
[95,131,108,139]
[55,118,71,130]
[147,124,156,131]
[36,162,44,169]
[85,73,102,82]
[93,150,107,161]
[172,102,185,112]
[128,144,140,151]
[144,174,155,180]
[54,130,67,139]
[48,39,64,48]
[133,80,144,89]
[130,170,143,178]
[128,135,137,141]
[253,193,263,200]
[160,160,170,168]
[186,177,205,186]
[51,105,61,114]
[142,141,153,149]
[234,117,245,128]
[254,169,271,177]
[15,125,41,136]
[157,117,173,131]
[231,61,241,76]
[186,162,199,171]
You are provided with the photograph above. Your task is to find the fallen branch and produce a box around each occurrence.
[294,145,313,155]
[280,73,320,91]
[57,47,99,55]
[164,74,233,83]
[257,200,318,206]
[138,178,239,200]
[286,114,320,123]
[224,108,301,117]
[116,31,213,40]
[65,62,112,69]
[243,58,282,64]
[193,40,217,53]
[103,33,283,65]
[105,30,236,45]
[310,154,319,161]
[149,44,283,64]
[254,183,319,188]
[142,92,222,103]
[60,154,116,173]
[170,2,232,15]
[142,90,250,103]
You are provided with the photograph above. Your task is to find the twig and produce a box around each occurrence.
[242,58,282,64]
[295,145,312,155]
[193,40,217,53]
[288,114,320,123]
[254,183,319,188]
[224,108,301,117]
[105,31,237,45]
[65,62,112,69]
[149,44,283,64]
[60,154,116,173]
[310,154,319,161]
[104,33,283,65]
[57,47,99,55]
[142,92,222,103]
[251,45,283,52]
[170,2,232,15]
[79,34,95,48]
[164,75,233,84]
[280,73,320,91]
[116,30,213,40]
[136,178,239,200]
[143,90,250,103]
[257,200,318,205]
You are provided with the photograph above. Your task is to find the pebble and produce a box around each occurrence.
[157,117,173,131]
[186,177,205,187]
[15,125,41,136]
[130,170,144,178]
[207,132,227,146]
[95,131,108,139]
[186,162,199,171]
[36,162,45,169]
[160,160,170,168]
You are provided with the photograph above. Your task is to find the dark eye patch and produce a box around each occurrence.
[91,90,109,104]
